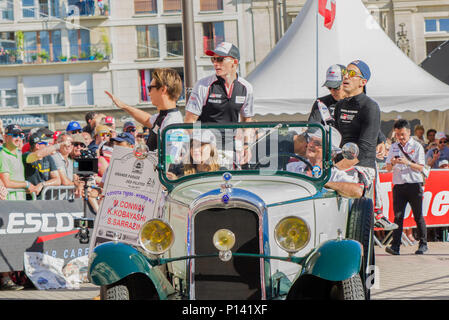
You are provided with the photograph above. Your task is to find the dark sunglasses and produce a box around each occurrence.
[73,142,86,148]
[70,129,82,134]
[7,133,24,139]
[439,140,447,144]
[327,86,341,91]
[126,128,136,133]
[148,85,159,91]
[210,56,226,63]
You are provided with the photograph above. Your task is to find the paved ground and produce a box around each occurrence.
[0,242,448,300]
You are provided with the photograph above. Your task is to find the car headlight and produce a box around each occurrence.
[213,229,236,251]
[274,216,310,254]
[139,219,175,255]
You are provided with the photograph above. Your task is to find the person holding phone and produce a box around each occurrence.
[385,119,427,255]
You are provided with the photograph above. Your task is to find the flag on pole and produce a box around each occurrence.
[318,0,336,30]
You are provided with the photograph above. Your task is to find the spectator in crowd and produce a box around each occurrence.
[123,121,138,139]
[66,121,83,135]
[412,124,426,147]
[22,127,40,154]
[439,159,449,169]
[425,128,437,152]
[385,119,427,255]
[88,125,111,154]
[82,111,98,138]
[97,140,113,178]
[24,129,67,199]
[51,133,75,187]
[426,131,449,168]
[81,131,93,147]
[69,134,87,160]
[102,116,116,133]
[0,124,41,200]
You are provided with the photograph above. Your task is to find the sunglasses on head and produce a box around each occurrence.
[70,129,82,134]
[73,142,86,148]
[7,133,24,139]
[342,69,364,79]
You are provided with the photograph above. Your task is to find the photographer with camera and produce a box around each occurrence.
[426,131,449,169]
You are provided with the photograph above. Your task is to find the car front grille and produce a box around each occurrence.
[193,207,262,300]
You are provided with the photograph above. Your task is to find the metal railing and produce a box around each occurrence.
[7,186,76,201]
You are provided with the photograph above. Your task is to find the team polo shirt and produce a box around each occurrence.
[0,146,26,200]
[185,74,254,123]
[386,138,425,185]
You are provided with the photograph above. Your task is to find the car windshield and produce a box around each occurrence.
[159,122,331,183]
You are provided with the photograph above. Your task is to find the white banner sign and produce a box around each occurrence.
[89,146,163,252]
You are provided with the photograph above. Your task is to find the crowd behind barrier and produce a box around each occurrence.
[0,109,448,290]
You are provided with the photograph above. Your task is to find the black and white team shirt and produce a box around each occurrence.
[185,74,254,123]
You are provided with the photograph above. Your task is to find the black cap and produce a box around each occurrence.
[5,124,23,134]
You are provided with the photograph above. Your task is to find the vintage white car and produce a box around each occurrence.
[88,122,375,300]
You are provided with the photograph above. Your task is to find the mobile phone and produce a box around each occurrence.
[394,155,400,159]
[434,149,439,154]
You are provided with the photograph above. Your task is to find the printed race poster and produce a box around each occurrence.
[89,145,164,253]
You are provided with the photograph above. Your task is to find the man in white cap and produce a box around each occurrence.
[439,159,449,169]
[184,42,253,125]
[426,131,449,168]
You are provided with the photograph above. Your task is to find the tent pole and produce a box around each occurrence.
[316,8,319,99]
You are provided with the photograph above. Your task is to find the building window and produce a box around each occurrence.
[0,32,17,64]
[0,0,14,20]
[136,25,159,58]
[70,73,93,106]
[22,0,60,18]
[134,0,157,14]
[23,30,62,63]
[200,0,223,11]
[139,68,185,102]
[425,18,449,33]
[163,0,181,12]
[166,24,183,57]
[202,21,224,53]
[23,75,64,107]
[426,40,445,56]
[68,29,91,59]
[0,78,18,108]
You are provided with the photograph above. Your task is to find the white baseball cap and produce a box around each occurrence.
[439,160,449,167]
[435,131,447,140]
[322,64,345,89]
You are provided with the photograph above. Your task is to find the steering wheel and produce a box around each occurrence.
[253,152,314,171]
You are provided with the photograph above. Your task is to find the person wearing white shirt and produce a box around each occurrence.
[385,119,427,255]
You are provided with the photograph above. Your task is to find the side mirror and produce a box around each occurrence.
[341,142,359,160]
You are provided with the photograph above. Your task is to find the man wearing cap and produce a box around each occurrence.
[105,68,183,152]
[439,159,449,169]
[123,121,138,139]
[66,121,83,135]
[184,42,253,124]
[88,125,111,154]
[0,124,41,200]
[24,130,65,199]
[333,60,381,200]
[426,131,449,168]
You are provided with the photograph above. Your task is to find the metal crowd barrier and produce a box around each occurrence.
[7,186,76,201]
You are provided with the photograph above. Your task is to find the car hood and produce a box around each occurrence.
[168,175,317,207]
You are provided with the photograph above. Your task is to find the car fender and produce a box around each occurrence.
[299,239,362,282]
[88,242,173,299]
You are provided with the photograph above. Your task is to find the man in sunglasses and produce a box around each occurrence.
[426,131,449,168]
[66,121,83,135]
[24,129,66,199]
[184,42,253,125]
[0,124,41,200]
[332,60,381,199]
[88,125,112,154]
[105,68,183,152]
[123,121,138,139]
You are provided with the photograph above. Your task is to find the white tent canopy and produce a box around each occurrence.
[247,0,449,124]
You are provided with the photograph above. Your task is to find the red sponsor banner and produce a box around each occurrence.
[379,170,449,228]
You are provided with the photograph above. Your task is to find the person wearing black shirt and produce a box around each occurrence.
[333,60,380,202]
[105,68,183,152]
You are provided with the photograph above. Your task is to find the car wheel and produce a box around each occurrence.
[329,275,365,300]
[346,197,375,300]
[100,284,130,300]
